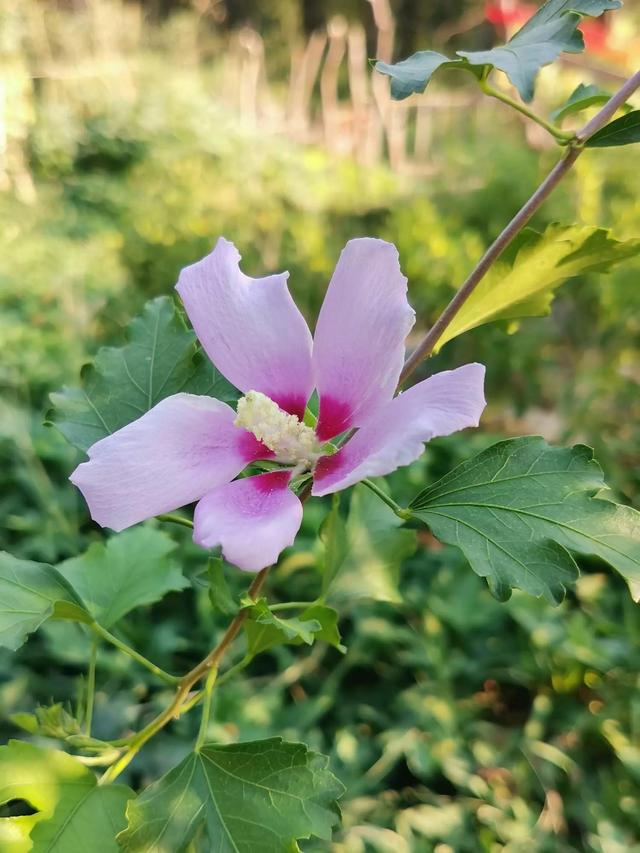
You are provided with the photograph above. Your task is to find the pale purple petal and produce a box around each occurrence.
[176,238,313,418]
[193,471,303,571]
[312,363,486,496]
[312,238,415,440]
[70,394,268,531]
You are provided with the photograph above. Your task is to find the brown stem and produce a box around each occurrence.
[399,69,640,385]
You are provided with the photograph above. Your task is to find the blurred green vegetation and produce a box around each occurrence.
[1,1,639,850]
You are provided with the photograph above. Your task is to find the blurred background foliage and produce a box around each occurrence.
[1,0,639,850]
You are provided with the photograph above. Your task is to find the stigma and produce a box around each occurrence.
[234,391,321,465]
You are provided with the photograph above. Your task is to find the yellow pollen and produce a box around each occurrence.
[234,391,320,464]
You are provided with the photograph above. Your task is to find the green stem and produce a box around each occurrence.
[173,655,255,716]
[99,567,271,785]
[269,601,317,612]
[361,479,412,520]
[157,513,193,529]
[217,655,253,686]
[479,78,574,142]
[84,637,98,735]
[91,623,179,686]
[195,666,218,750]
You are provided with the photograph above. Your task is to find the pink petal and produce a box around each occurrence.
[176,238,313,418]
[70,394,268,531]
[193,471,303,571]
[312,363,486,496]
[312,239,415,440]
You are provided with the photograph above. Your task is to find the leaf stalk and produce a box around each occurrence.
[91,622,179,686]
[361,478,412,520]
[479,77,573,142]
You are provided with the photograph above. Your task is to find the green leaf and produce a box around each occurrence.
[118,738,345,853]
[327,484,417,604]
[48,296,239,452]
[409,437,640,604]
[298,605,346,653]
[378,0,621,103]
[375,52,477,100]
[57,528,187,628]
[586,110,640,148]
[10,704,81,741]
[0,553,89,651]
[550,82,614,122]
[459,0,621,102]
[0,741,132,853]
[207,557,237,616]
[434,224,640,351]
[243,597,323,656]
[319,494,348,595]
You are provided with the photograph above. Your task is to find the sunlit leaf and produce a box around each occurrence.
[57,528,187,628]
[0,553,89,651]
[410,437,640,603]
[434,224,640,351]
[378,0,621,103]
[327,484,417,604]
[586,110,640,148]
[48,296,238,452]
[0,741,132,853]
[118,738,345,852]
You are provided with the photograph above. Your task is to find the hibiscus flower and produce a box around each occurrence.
[71,238,486,570]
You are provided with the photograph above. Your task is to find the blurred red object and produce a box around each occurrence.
[484,0,535,28]
[484,1,610,53]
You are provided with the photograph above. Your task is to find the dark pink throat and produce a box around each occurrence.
[316,397,353,442]
[273,394,308,421]
[254,470,292,494]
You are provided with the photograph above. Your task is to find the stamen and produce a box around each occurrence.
[235,391,320,465]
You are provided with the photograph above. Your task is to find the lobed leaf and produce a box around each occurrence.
[377,0,622,103]
[243,597,323,656]
[375,52,477,100]
[434,223,640,351]
[0,553,89,651]
[410,437,640,603]
[458,13,583,102]
[57,527,187,629]
[118,738,345,852]
[48,296,238,452]
[0,741,132,853]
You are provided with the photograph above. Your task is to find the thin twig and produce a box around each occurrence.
[399,70,640,385]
